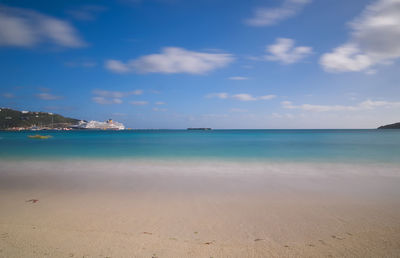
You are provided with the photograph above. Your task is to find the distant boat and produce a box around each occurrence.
[28,135,52,139]
[187,128,212,130]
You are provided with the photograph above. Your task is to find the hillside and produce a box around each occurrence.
[378,122,400,129]
[0,108,80,129]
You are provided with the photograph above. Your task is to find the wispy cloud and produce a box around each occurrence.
[265,38,312,64]
[1,93,14,98]
[153,107,167,112]
[230,108,247,112]
[92,89,142,104]
[206,92,229,99]
[36,92,62,100]
[155,101,166,105]
[130,101,148,105]
[320,0,400,73]
[93,89,142,98]
[207,93,276,101]
[228,76,248,80]
[232,93,276,101]
[65,61,97,68]
[105,60,130,73]
[105,47,234,74]
[231,94,257,101]
[282,99,400,112]
[0,5,86,48]
[245,0,312,26]
[66,5,107,21]
[120,0,176,5]
[112,112,127,117]
[201,113,228,119]
[258,95,277,100]
[92,97,122,104]
[271,112,295,119]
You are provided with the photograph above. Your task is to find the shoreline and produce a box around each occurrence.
[1,158,400,176]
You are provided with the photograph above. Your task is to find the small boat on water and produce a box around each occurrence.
[187,128,212,130]
[28,135,52,139]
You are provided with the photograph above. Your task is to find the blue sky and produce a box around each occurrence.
[1,0,400,128]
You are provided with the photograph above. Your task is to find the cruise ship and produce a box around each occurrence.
[74,119,125,130]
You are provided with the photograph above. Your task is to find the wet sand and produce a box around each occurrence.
[0,160,400,257]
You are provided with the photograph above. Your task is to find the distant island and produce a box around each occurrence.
[378,122,400,129]
[0,108,125,130]
[187,128,212,130]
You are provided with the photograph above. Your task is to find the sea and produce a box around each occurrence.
[0,129,400,164]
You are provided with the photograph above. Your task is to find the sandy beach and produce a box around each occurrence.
[0,160,400,257]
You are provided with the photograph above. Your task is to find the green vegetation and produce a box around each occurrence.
[378,122,400,129]
[0,108,80,129]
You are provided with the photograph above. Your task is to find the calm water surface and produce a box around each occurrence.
[0,130,399,163]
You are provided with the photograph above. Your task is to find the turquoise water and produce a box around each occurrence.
[0,130,400,163]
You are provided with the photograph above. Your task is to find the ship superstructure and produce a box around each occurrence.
[75,119,125,130]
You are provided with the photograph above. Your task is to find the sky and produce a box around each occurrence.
[1,0,400,129]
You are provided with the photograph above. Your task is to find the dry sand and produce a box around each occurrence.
[0,160,400,257]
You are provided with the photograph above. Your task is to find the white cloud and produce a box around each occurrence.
[359,99,400,109]
[320,44,373,73]
[232,93,277,101]
[271,112,298,119]
[365,69,377,75]
[265,38,312,64]
[66,5,106,21]
[131,90,145,95]
[153,107,167,112]
[105,47,234,74]
[206,92,229,99]
[232,94,257,101]
[207,93,276,101]
[282,99,400,112]
[246,0,312,26]
[130,101,148,105]
[92,97,122,105]
[93,89,142,98]
[105,60,130,73]
[92,89,142,105]
[112,112,127,116]
[0,5,85,48]
[155,101,166,105]
[271,112,283,118]
[2,93,14,98]
[259,94,277,100]
[320,0,400,73]
[228,76,248,80]
[65,61,97,68]
[201,114,228,119]
[36,92,62,100]
[230,108,248,112]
